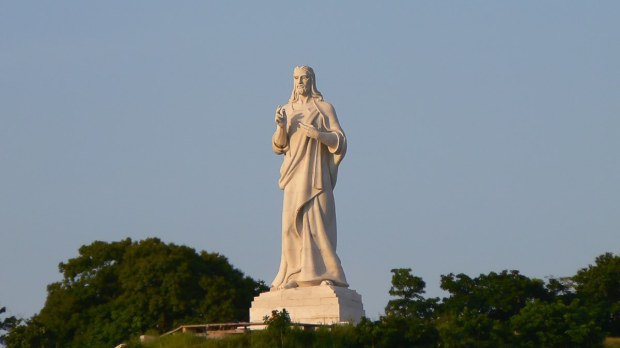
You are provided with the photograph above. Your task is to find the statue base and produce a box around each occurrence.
[249,285,365,325]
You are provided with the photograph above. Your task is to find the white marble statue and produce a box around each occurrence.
[271,66,348,290]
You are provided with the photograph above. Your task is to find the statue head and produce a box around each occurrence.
[289,66,323,103]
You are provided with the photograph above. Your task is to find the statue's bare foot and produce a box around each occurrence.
[277,281,298,290]
[320,280,334,286]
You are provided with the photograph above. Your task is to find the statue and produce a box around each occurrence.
[271,66,348,290]
[250,66,363,325]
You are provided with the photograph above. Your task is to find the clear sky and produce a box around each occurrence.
[1,1,619,322]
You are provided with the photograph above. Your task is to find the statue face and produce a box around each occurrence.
[294,70,311,96]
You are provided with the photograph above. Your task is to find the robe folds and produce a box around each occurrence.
[271,99,348,289]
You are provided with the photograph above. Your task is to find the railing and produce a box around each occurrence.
[161,321,331,337]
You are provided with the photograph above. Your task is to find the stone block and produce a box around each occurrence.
[249,285,365,325]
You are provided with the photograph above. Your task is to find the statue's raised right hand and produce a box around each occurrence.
[275,105,287,129]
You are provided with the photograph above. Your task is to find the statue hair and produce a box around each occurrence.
[289,66,324,103]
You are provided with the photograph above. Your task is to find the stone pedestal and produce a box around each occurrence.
[249,285,365,325]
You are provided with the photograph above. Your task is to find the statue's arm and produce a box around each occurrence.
[272,126,288,154]
[272,105,288,154]
[317,131,338,149]
[298,102,345,154]
[317,102,346,154]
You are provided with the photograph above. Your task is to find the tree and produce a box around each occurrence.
[3,317,50,348]
[0,306,21,346]
[545,276,577,303]
[354,317,380,348]
[385,268,437,319]
[436,307,497,348]
[438,270,548,347]
[263,309,291,348]
[440,270,548,321]
[7,238,267,348]
[379,268,439,348]
[572,252,620,336]
[510,299,605,348]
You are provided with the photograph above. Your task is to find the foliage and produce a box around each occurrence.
[354,317,380,347]
[573,252,620,336]
[379,268,439,347]
[4,317,52,348]
[142,325,360,348]
[142,333,213,348]
[6,238,267,348]
[385,268,437,320]
[436,308,498,348]
[135,259,615,348]
[510,299,605,347]
[438,269,548,347]
[263,309,291,348]
[4,238,618,348]
[545,276,577,302]
[0,306,21,346]
[440,270,548,321]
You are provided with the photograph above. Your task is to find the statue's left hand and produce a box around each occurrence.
[298,122,320,139]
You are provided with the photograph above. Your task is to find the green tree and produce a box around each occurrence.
[438,270,548,347]
[510,299,605,348]
[545,276,577,303]
[354,317,380,348]
[379,268,439,348]
[385,268,437,320]
[440,270,548,321]
[263,309,291,348]
[0,306,21,346]
[572,252,620,336]
[4,317,51,348]
[7,238,267,348]
[436,307,497,348]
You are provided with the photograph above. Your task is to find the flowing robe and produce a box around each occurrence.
[271,99,348,288]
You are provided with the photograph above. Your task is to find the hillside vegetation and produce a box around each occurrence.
[2,239,619,348]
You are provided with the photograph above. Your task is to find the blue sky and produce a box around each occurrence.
[1,1,619,321]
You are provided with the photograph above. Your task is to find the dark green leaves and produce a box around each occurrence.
[8,238,266,348]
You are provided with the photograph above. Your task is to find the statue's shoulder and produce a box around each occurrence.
[315,100,336,115]
[315,99,334,108]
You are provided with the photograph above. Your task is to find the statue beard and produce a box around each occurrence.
[296,84,310,96]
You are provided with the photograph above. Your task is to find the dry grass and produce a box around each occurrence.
[605,337,620,348]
